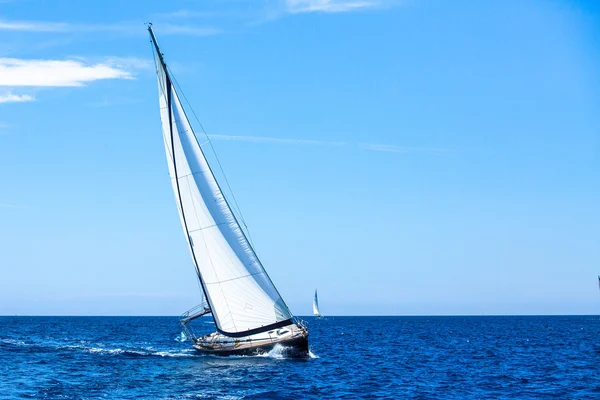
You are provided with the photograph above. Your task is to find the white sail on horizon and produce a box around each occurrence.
[313,289,321,317]
[151,34,293,336]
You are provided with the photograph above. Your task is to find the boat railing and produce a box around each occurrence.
[180,303,211,324]
[180,302,211,341]
[293,317,308,331]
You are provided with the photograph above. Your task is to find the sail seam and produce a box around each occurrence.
[171,170,213,180]
[187,223,227,233]
[204,271,266,285]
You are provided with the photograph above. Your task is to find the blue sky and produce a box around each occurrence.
[0,0,598,316]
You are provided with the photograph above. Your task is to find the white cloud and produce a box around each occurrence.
[0,58,135,87]
[285,0,383,13]
[93,57,152,70]
[0,93,34,103]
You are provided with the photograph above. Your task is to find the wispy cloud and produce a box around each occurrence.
[209,134,450,154]
[0,18,220,36]
[285,0,385,13]
[0,92,34,103]
[1,0,397,39]
[159,24,222,36]
[78,291,189,299]
[88,97,144,108]
[242,0,400,26]
[99,56,152,70]
[155,9,225,19]
[0,203,28,209]
[209,134,346,147]
[359,143,453,154]
[0,58,137,87]
[0,19,68,32]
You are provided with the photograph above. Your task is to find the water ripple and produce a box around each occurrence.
[1,316,599,398]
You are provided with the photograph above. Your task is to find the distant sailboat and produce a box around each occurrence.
[148,25,309,357]
[313,289,323,318]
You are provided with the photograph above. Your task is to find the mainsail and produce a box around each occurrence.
[313,289,321,317]
[149,27,293,337]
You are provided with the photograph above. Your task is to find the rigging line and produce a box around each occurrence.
[167,68,256,249]
[169,72,251,241]
[153,33,293,323]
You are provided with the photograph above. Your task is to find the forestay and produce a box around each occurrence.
[150,31,293,336]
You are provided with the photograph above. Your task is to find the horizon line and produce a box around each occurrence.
[2,314,599,317]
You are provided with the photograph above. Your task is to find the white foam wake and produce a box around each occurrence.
[0,338,195,358]
[174,331,187,342]
[256,344,288,359]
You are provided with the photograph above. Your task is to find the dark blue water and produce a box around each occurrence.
[1,316,600,399]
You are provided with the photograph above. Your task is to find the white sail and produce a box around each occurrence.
[151,34,293,336]
[313,289,321,316]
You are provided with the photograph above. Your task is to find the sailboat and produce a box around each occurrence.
[148,25,309,357]
[313,289,323,318]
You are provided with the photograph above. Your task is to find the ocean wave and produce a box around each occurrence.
[0,338,29,346]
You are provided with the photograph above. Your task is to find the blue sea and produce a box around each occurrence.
[1,316,600,399]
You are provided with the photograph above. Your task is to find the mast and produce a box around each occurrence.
[149,25,294,337]
[148,24,214,318]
